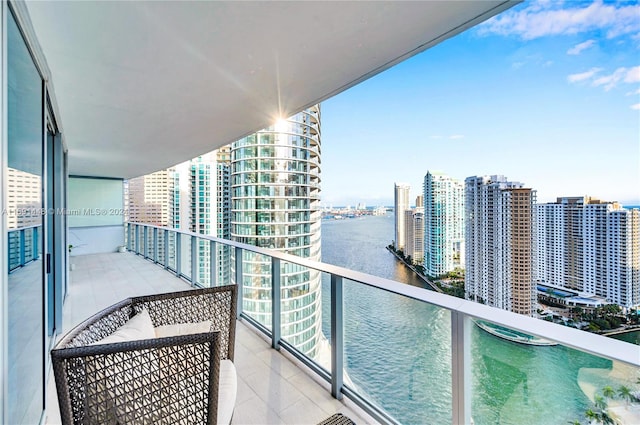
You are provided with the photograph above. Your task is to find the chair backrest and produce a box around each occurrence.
[51,285,237,425]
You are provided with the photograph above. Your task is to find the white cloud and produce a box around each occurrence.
[625,88,640,96]
[631,103,640,110]
[567,67,602,83]
[624,65,640,83]
[480,1,640,40]
[567,39,596,55]
[568,66,640,90]
[592,67,628,90]
[449,135,465,140]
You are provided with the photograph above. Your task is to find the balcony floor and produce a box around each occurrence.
[46,252,375,425]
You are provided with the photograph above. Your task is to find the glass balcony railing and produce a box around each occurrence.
[126,222,640,425]
[8,225,40,272]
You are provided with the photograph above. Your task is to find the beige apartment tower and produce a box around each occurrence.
[465,175,536,316]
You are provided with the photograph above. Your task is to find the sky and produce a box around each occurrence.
[319,0,640,207]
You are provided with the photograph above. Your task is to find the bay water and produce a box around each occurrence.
[319,214,626,425]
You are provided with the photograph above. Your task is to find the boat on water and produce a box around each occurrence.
[474,320,558,346]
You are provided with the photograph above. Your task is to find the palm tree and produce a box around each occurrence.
[617,385,633,406]
[585,408,598,424]
[602,386,615,399]
[594,394,608,411]
[568,420,582,425]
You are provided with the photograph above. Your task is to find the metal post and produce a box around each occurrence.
[32,227,38,260]
[331,274,344,400]
[135,224,140,255]
[191,235,198,287]
[235,247,243,319]
[127,223,132,251]
[19,229,25,266]
[143,226,148,259]
[451,311,471,425]
[271,257,281,350]
[175,233,182,277]
[210,240,217,287]
[164,229,169,270]
[153,227,158,263]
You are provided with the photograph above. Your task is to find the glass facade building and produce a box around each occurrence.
[230,106,322,358]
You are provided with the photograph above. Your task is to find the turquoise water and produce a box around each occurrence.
[320,214,631,425]
[610,330,640,345]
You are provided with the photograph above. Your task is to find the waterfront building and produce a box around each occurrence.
[404,206,424,264]
[465,175,536,316]
[423,171,464,278]
[535,197,640,309]
[230,105,323,358]
[394,183,411,251]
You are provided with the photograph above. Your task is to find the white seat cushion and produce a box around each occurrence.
[154,320,212,338]
[92,309,156,345]
[218,360,237,425]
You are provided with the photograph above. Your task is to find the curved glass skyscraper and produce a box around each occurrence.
[230,105,322,358]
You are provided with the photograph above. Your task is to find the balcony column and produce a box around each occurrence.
[190,236,198,286]
[175,233,181,277]
[330,274,344,400]
[19,229,25,266]
[153,227,158,263]
[235,247,243,319]
[271,257,281,350]
[143,226,148,259]
[451,311,471,425]
[163,229,169,270]
[209,240,217,287]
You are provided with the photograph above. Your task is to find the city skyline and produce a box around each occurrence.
[320,0,639,207]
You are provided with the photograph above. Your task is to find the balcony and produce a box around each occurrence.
[45,252,373,425]
[48,223,639,425]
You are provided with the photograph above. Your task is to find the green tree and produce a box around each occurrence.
[594,394,607,411]
[585,408,598,424]
[617,385,633,405]
[602,386,615,399]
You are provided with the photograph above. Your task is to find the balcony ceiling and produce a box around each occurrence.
[24,1,516,179]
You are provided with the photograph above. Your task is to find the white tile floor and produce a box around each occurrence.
[46,252,376,425]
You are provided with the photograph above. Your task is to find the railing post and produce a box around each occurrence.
[191,235,198,287]
[331,274,344,400]
[32,227,38,260]
[143,226,149,259]
[451,311,471,425]
[19,229,26,266]
[235,247,243,319]
[271,257,281,350]
[126,223,131,251]
[175,233,182,277]
[135,224,140,255]
[153,227,158,263]
[164,229,169,270]
[210,240,217,287]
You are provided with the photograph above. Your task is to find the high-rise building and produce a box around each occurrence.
[127,169,176,226]
[394,183,411,251]
[230,105,322,358]
[187,149,232,286]
[535,197,640,309]
[465,175,536,316]
[404,207,424,264]
[423,171,464,278]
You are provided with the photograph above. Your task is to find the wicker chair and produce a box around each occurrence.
[51,285,237,425]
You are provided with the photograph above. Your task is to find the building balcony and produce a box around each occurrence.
[42,223,640,425]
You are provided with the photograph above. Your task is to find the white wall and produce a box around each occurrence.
[68,177,125,254]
